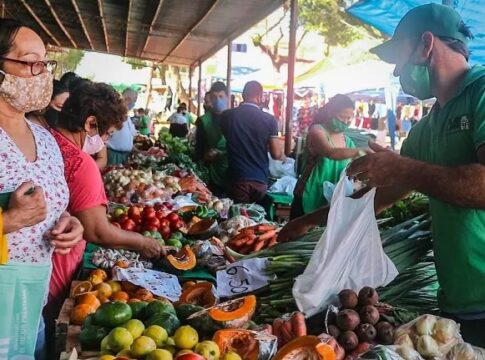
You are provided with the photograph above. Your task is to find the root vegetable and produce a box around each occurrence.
[415,314,437,336]
[338,289,358,309]
[417,335,440,357]
[375,321,394,345]
[336,309,360,331]
[327,325,341,338]
[337,331,359,352]
[359,305,380,325]
[358,287,379,306]
[355,323,376,342]
[433,318,459,343]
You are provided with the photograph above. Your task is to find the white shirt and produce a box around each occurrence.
[107,117,137,152]
[168,112,188,125]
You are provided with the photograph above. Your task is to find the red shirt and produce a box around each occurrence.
[49,130,108,302]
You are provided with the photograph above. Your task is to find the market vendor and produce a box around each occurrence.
[45,82,164,346]
[278,4,485,346]
[291,94,368,219]
[194,81,229,196]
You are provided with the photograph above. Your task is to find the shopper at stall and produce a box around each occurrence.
[107,87,138,165]
[291,94,367,219]
[0,19,83,359]
[194,82,229,196]
[137,107,151,135]
[278,4,485,346]
[168,103,189,137]
[28,79,69,128]
[221,81,283,203]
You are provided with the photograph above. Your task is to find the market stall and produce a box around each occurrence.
[54,127,485,360]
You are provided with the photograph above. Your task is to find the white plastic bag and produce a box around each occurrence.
[268,154,296,178]
[269,176,297,194]
[293,173,398,317]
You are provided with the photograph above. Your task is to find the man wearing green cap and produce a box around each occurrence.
[278,4,485,345]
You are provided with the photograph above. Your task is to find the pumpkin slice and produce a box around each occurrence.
[213,329,260,360]
[179,282,217,308]
[71,281,93,298]
[209,295,256,328]
[167,245,196,270]
[273,336,336,360]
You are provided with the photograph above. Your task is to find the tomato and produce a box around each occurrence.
[143,206,156,220]
[159,218,170,229]
[161,230,172,240]
[154,203,164,211]
[166,212,179,223]
[120,218,136,231]
[118,214,129,223]
[170,219,184,231]
[175,353,205,360]
[131,214,142,225]
[155,210,166,220]
[145,217,161,229]
[128,206,141,218]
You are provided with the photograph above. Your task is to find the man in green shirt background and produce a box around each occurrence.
[279,4,485,346]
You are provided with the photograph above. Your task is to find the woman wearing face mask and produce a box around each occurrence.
[44,82,164,340]
[168,104,189,138]
[0,19,83,358]
[291,94,370,219]
[28,79,69,128]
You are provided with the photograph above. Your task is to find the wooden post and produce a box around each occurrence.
[197,61,202,117]
[285,0,298,155]
[227,40,232,107]
[188,66,193,113]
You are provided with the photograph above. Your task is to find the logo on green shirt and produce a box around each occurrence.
[447,115,472,132]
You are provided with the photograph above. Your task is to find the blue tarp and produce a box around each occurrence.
[347,0,485,65]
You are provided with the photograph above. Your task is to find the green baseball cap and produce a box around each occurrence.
[371,3,468,63]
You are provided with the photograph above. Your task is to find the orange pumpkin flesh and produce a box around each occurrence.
[179,282,217,308]
[167,245,196,270]
[273,336,336,360]
[209,295,256,324]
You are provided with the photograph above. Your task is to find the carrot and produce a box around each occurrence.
[290,311,307,337]
[245,234,258,246]
[231,237,250,247]
[272,318,284,346]
[253,238,267,252]
[279,320,294,345]
[258,229,277,242]
[348,342,371,358]
[267,236,278,248]
[256,224,276,232]
[238,245,252,254]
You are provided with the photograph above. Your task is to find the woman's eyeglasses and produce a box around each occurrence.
[0,57,57,76]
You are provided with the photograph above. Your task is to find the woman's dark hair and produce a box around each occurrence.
[52,79,68,100]
[313,94,354,127]
[59,71,79,87]
[0,19,35,68]
[58,81,127,135]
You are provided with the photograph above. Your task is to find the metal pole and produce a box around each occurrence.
[188,66,193,113]
[285,0,298,155]
[227,40,232,108]
[197,60,202,117]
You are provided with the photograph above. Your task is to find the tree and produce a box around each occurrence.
[47,48,84,78]
[251,0,382,72]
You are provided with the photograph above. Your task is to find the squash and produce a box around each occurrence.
[179,282,217,308]
[273,336,337,360]
[213,329,277,360]
[167,245,196,270]
[209,295,256,328]
[145,312,181,335]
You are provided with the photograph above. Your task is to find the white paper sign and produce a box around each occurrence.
[216,258,276,298]
[112,267,182,301]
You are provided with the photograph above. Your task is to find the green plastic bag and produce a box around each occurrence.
[228,204,266,223]
[0,262,51,359]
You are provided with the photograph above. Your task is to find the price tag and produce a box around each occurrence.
[216,258,275,298]
[113,267,181,301]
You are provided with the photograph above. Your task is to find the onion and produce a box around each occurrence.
[417,335,440,357]
[397,345,422,360]
[447,343,476,360]
[395,334,415,349]
[433,318,458,343]
[415,314,437,336]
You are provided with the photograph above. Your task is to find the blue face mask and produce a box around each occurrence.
[212,98,228,113]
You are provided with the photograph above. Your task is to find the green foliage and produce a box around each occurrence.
[48,48,84,78]
[298,0,361,53]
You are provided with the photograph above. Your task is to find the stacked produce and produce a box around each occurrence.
[226,224,279,255]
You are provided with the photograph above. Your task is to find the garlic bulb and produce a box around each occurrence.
[417,335,440,357]
[415,314,437,336]
[433,318,459,343]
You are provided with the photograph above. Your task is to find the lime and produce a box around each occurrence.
[143,325,168,347]
[123,319,145,339]
[131,336,157,358]
[194,340,220,360]
[107,327,133,352]
[222,351,242,360]
[147,348,174,360]
[173,325,198,350]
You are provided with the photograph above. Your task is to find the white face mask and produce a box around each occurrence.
[82,133,104,155]
[0,70,53,113]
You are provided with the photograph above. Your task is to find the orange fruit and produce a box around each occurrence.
[95,282,113,299]
[70,303,96,325]
[75,292,101,310]
[91,269,108,281]
[88,274,103,286]
[134,288,153,302]
[115,259,130,268]
[111,291,130,303]
[70,281,92,298]
[121,281,139,293]
[107,280,121,293]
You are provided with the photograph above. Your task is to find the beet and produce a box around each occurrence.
[338,289,359,309]
[355,323,377,342]
[358,287,379,306]
[376,321,395,345]
[338,331,359,352]
[327,324,341,338]
[336,309,360,331]
[359,305,380,325]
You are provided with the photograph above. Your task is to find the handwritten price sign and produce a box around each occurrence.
[216,258,275,298]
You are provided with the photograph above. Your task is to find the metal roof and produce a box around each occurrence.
[4,0,285,66]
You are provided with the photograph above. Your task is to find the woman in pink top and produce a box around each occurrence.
[44,82,163,344]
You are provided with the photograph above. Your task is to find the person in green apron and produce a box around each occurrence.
[291,94,368,219]
[194,81,229,196]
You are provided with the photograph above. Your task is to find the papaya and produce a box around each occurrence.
[145,312,181,335]
[79,324,109,350]
[129,300,148,319]
[144,300,176,319]
[94,302,132,328]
